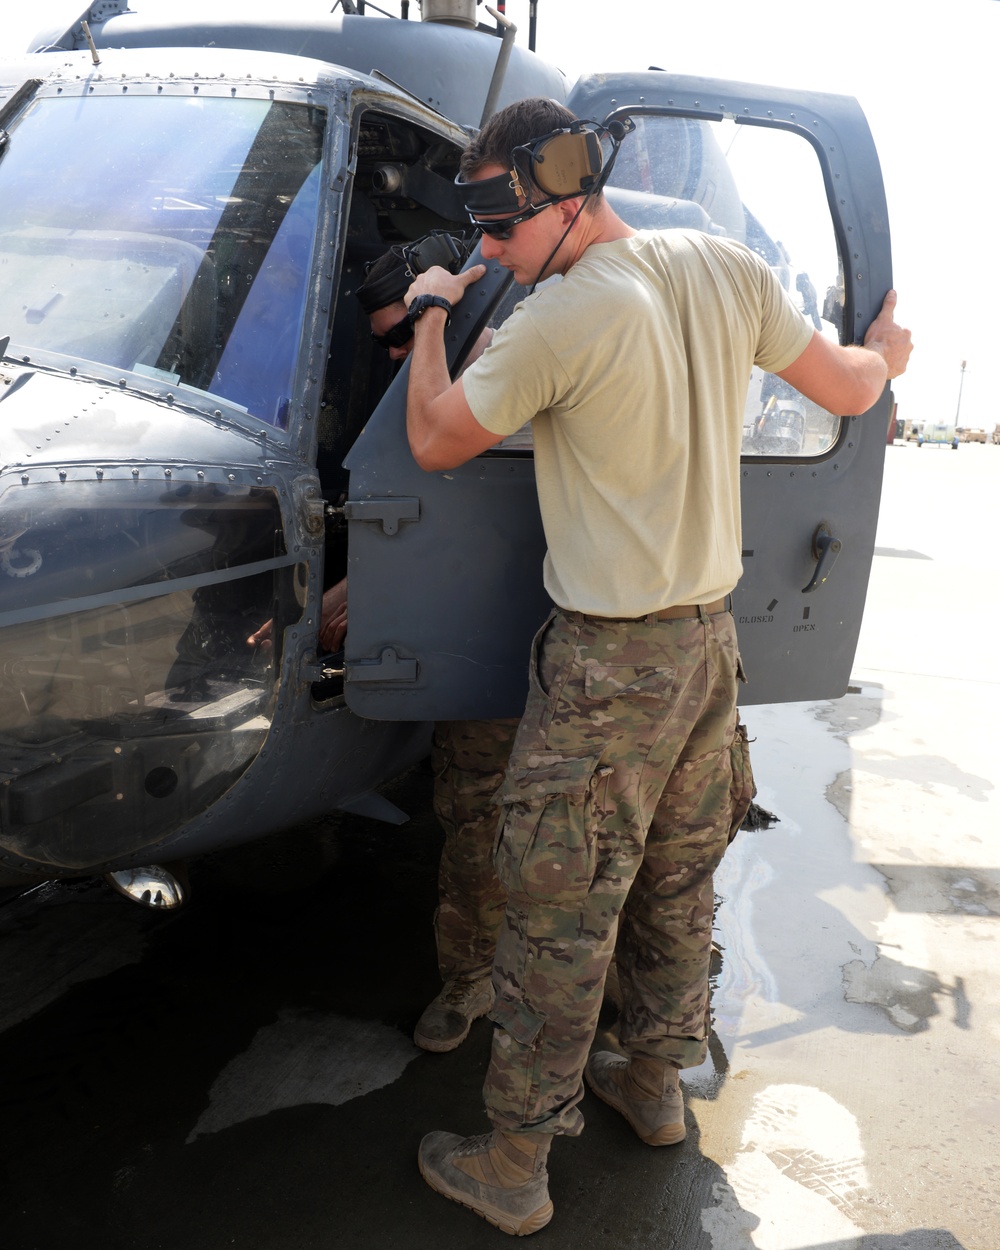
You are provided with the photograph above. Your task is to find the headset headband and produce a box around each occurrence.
[456,118,634,218]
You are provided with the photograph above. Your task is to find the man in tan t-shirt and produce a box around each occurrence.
[399,97,912,1236]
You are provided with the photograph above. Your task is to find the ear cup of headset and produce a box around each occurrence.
[403,231,467,275]
[524,128,605,198]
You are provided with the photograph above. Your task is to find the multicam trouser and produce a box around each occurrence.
[430,718,520,983]
[484,606,753,1136]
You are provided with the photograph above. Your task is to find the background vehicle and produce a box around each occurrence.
[917,421,959,448]
[0,0,897,896]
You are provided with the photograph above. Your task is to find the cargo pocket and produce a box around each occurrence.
[493,751,607,906]
[487,992,547,1123]
[584,663,676,702]
[728,718,756,843]
[488,992,546,1047]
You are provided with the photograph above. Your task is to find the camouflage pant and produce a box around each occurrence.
[484,606,751,1136]
[430,718,520,982]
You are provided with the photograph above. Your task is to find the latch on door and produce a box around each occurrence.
[802,522,842,593]
[343,497,420,536]
[346,647,418,684]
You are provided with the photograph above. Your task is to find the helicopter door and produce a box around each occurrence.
[343,74,894,718]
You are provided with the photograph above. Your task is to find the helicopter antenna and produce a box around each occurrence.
[81,20,101,65]
[480,5,516,127]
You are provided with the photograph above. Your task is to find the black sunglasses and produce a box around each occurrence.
[371,313,414,351]
[474,201,551,240]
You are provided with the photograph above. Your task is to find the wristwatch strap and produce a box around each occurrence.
[407,294,453,326]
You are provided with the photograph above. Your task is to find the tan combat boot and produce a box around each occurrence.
[413,974,494,1052]
[585,1051,686,1145]
[418,1129,554,1236]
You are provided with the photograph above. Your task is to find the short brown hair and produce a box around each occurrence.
[461,97,580,186]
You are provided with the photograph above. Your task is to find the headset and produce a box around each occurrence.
[456,118,635,226]
[356,230,473,315]
[456,116,634,291]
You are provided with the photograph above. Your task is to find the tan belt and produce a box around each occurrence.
[645,596,729,621]
[574,596,731,625]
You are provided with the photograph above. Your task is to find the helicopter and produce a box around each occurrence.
[0,1,896,904]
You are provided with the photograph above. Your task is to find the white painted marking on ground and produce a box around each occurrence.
[187,1008,418,1141]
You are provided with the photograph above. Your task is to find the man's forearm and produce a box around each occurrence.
[401,262,503,469]
[406,308,453,461]
[841,343,891,413]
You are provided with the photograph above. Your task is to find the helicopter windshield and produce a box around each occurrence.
[0,92,325,429]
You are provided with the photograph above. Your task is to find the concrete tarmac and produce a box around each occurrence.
[0,440,994,1250]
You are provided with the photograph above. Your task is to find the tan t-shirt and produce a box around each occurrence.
[461,230,813,617]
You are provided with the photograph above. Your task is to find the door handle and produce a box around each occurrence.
[802,523,842,593]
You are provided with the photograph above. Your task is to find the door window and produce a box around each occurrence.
[605,114,843,457]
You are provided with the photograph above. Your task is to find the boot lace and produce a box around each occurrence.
[454,1131,497,1158]
[441,977,488,1007]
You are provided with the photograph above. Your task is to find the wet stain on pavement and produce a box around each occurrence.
[842,951,971,1032]
[873,864,1000,917]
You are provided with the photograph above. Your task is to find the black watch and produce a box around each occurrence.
[407,294,453,327]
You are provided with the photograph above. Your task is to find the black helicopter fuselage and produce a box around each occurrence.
[0,3,896,887]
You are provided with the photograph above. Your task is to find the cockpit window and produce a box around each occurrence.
[605,114,844,458]
[0,93,325,429]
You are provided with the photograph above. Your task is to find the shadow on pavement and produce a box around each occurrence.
[0,762,974,1250]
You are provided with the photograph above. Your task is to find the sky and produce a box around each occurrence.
[2,0,998,430]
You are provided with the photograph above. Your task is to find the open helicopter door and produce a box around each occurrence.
[344,73,894,719]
